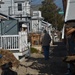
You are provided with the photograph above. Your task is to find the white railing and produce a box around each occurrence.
[0,35,19,50]
[0,32,29,52]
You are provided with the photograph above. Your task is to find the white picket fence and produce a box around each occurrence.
[0,32,30,59]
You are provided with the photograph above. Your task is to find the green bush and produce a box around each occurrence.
[30,47,38,53]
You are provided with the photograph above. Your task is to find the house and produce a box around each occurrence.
[0,0,31,33]
[30,11,53,45]
[0,13,30,60]
[0,0,52,34]
[0,0,31,60]
[0,0,53,58]
[31,11,43,33]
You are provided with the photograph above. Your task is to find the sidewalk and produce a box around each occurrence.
[16,41,68,75]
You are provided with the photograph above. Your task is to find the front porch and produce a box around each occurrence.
[0,32,31,60]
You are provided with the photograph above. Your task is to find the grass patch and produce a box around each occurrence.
[30,47,38,53]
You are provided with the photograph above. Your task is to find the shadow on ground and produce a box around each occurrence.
[26,41,68,75]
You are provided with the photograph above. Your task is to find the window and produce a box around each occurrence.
[18,3,22,11]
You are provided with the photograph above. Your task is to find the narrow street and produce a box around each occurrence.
[19,41,68,75]
[0,41,68,75]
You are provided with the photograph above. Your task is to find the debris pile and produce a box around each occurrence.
[0,49,19,67]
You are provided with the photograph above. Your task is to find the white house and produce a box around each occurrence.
[0,0,31,60]
[0,0,30,17]
[31,11,43,33]
[31,10,53,36]
[0,0,54,59]
[0,0,31,32]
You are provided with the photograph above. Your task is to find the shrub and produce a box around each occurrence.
[30,47,38,53]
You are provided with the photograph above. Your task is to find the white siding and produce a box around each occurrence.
[0,0,30,16]
[0,0,11,15]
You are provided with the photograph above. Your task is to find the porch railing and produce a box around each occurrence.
[0,32,29,52]
[0,35,19,50]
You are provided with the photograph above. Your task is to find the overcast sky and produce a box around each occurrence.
[55,0,63,9]
[32,0,63,9]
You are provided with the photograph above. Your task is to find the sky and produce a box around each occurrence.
[54,0,63,10]
[32,0,63,10]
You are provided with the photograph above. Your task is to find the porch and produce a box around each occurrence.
[0,32,31,60]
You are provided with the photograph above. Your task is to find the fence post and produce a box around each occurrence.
[1,36,2,49]
[28,42,31,57]
[19,32,22,52]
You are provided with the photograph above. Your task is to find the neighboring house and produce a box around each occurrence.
[31,11,52,34]
[0,0,53,59]
[30,11,53,45]
[31,11,43,33]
